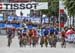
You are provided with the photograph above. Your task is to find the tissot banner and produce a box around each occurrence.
[0,2,48,10]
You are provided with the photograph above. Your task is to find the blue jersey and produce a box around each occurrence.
[22,30,26,33]
[50,28,55,33]
[49,28,58,35]
[54,29,58,35]
[43,29,49,36]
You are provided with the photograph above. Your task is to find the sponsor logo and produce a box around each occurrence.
[0,3,38,10]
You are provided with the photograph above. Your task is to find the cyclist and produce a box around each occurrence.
[43,28,49,47]
[7,29,13,47]
[61,29,67,48]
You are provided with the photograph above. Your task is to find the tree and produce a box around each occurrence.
[40,0,59,17]
[64,0,75,16]
[48,0,59,16]
[40,0,48,2]
[39,0,59,27]
[64,0,75,27]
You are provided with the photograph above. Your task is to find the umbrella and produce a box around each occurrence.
[65,29,75,36]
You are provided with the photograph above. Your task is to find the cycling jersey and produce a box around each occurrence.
[43,29,49,36]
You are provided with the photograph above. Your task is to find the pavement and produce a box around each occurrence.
[0,35,75,53]
[0,35,75,48]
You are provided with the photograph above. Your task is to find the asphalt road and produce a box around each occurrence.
[0,35,75,53]
[0,35,75,48]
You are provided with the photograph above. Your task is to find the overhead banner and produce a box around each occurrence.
[0,2,48,10]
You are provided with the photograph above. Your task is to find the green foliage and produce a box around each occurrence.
[40,0,59,17]
[40,0,48,2]
[64,0,75,16]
